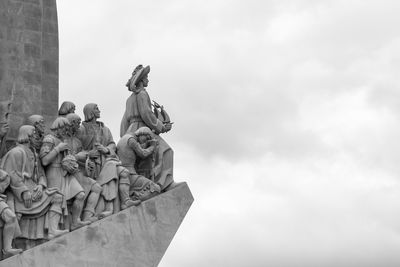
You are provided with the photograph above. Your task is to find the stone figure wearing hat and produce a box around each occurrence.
[120,65,176,191]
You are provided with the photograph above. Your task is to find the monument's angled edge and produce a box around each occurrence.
[0,183,194,267]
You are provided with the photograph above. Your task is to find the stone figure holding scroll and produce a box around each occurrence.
[1,125,68,240]
[120,65,176,191]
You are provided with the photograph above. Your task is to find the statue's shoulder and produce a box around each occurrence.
[43,134,56,144]
[137,88,150,98]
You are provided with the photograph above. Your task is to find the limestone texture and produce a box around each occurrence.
[0,0,59,147]
[0,182,194,267]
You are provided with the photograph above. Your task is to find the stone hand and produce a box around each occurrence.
[0,123,9,138]
[56,142,69,152]
[32,185,43,201]
[148,139,158,146]
[163,123,172,133]
[23,191,32,208]
[88,149,100,159]
[95,143,109,154]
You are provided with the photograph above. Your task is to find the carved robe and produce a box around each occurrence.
[40,134,83,213]
[117,134,160,200]
[78,121,120,212]
[1,144,62,239]
[64,135,98,198]
[120,88,173,190]
[0,171,20,238]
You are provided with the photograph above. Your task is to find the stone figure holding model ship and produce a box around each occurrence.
[120,65,177,191]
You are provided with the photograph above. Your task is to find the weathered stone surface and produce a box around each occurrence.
[0,0,58,146]
[0,182,194,267]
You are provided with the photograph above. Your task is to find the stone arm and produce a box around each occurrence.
[128,137,155,159]
[40,136,59,166]
[9,171,29,202]
[137,91,164,134]
[1,150,29,202]
[37,163,47,188]
[103,126,117,155]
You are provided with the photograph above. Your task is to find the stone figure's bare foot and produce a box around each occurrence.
[71,219,91,230]
[48,229,69,240]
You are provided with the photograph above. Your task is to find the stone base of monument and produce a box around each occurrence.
[0,182,193,267]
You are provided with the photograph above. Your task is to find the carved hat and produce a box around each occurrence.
[127,65,150,92]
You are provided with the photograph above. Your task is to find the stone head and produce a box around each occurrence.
[126,65,150,92]
[58,101,76,116]
[66,113,81,135]
[28,114,45,134]
[83,103,100,121]
[50,117,70,138]
[17,125,35,144]
[135,127,152,144]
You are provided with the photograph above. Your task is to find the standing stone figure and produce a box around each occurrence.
[58,101,76,117]
[65,113,102,222]
[120,65,176,191]
[1,125,68,240]
[27,115,46,153]
[117,127,161,201]
[78,104,137,218]
[40,117,90,230]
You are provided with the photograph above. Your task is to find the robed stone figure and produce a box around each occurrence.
[120,65,176,191]
[1,125,67,240]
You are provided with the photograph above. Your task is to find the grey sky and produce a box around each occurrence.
[58,1,400,266]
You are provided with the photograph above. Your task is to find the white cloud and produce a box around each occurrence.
[57,0,400,266]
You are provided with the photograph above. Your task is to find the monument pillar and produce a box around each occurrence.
[0,0,59,147]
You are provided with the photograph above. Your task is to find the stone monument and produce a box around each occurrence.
[0,0,193,265]
[0,0,59,152]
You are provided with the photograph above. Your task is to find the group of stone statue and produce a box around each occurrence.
[0,65,177,258]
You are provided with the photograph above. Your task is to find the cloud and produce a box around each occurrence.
[57,1,400,266]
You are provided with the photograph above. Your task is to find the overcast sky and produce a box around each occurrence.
[57,1,400,266]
